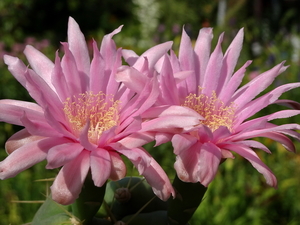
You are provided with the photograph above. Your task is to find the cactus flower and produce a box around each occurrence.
[0,17,175,204]
[118,27,300,187]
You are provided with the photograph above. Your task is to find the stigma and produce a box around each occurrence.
[182,90,236,132]
[63,91,120,143]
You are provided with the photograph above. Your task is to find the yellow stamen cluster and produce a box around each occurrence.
[64,91,120,143]
[182,90,236,132]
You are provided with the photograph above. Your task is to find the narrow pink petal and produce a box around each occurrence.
[115,147,151,174]
[154,133,173,146]
[5,129,43,154]
[67,17,90,77]
[142,157,175,201]
[172,134,198,155]
[202,33,224,96]
[50,150,90,205]
[132,42,173,71]
[118,147,174,200]
[235,83,300,125]
[261,132,296,152]
[142,105,203,120]
[233,62,287,109]
[3,55,28,88]
[109,151,126,181]
[178,27,197,93]
[46,142,84,169]
[23,68,65,118]
[174,142,201,183]
[100,25,123,69]
[219,60,252,104]
[0,138,59,179]
[23,45,55,91]
[116,66,148,94]
[226,144,277,187]
[0,99,44,126]
[110,131,155,150]
[122,49,138,66]
[61,42,86,95]
[120,78,159,123]
[52,52,70,101]
[158,55,180,105]
[236,109,300,133]
[90,148,111,187]
[275,99,300,110]
[141,115,201,133]
[234,140,271,153]
[105,48,122,97]
[20,111,63,137]
[194,28,213,86]
[216,28,244,93]
[197,142,222,186]
[79,121,97,151]
[90,41,107,94]
[230,124,300,143]
[212,126,231,142]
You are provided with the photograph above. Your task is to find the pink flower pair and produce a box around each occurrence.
[1,17,299,205]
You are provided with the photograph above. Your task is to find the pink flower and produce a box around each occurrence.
[118,28,300,187]
[0,17,175,204]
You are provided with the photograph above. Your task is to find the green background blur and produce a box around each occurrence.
[1,0,300,224]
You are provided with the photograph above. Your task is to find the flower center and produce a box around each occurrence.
[63,91,120,143]
[182,90,236,132]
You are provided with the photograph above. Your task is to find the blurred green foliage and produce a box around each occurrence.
[1,0,300,224]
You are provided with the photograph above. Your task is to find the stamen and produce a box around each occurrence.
[64,91,120,143]
[182,90,236,132]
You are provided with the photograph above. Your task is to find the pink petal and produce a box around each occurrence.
[234,140,271,153]
[109,151,126,181]
[115,147,151,174]
[197,142,222,186]
[122,49,138,66]
[20,111,63,137]
[233,62,288,109]
[194,28,213,86]
[23,45,55,91]
[116,66,148,94]
[90,148,111,187]
[226,143,277,187]
[132,42,173,71]
[5,129,43,154]
[202,33,224,96]
[261,132,296,152]
[90,41,107,94]
[3,55,28,88]
[174,141,201,183]
[231,124,300,141]
[158,55,180,104]
[46,142,84,169]
[117,147,174,200]
[67,17,90,77]
[111,131,155,150]
[235,83,300,125]
[79,121,97,151]
[219,60,252,104]
[52,52,70,101]
[142,105,203,120]
[142,157,175,201]
[61,42,87,95]
[217,28,244,93]
[178,27,196,93]
[0,138,59,179]
[0,99,45,126]
[172,134,198,155]
[50,150,90,205]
